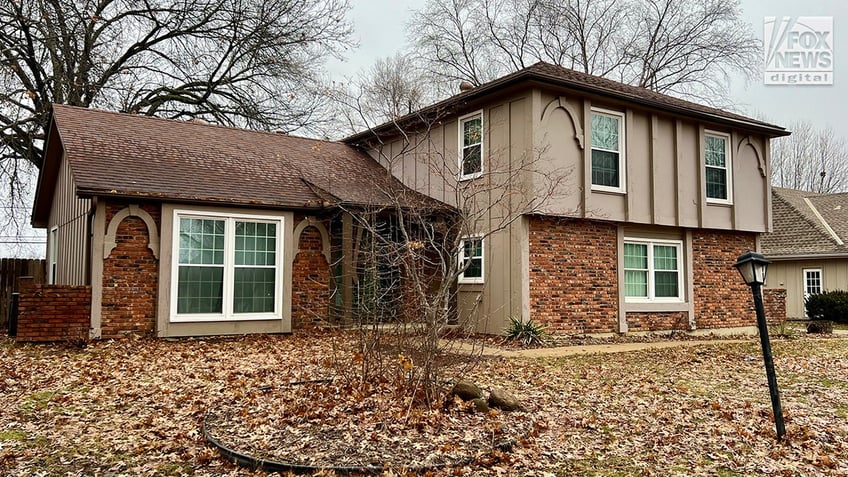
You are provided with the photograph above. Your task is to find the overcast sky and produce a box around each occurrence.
[6,0,846,258]
[327,0,848,134]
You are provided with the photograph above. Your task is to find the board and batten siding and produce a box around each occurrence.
[533,90,771,233]
[47,153,91,285]
[362,85,774,333]
[766,259,848,318]
[365,93,533,333]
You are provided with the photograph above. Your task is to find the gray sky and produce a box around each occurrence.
[328,0,848,134]
[6,0,846,258]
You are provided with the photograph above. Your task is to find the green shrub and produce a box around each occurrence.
[807,320,834,334]
[503,316,548,346]
[805,290,848,324]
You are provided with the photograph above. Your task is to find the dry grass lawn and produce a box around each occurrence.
[0,332,846,476]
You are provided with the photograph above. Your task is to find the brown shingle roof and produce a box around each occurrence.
[33,105,434,225]
[761,188,848,258]
[345,62,788,144]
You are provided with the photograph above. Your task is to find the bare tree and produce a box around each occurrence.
[329,53,434,135]
[409,0,758,103]
[771,120,848,193]
[322,107,567,406]
[0,0,353,244]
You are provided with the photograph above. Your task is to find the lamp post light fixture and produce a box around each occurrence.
[733,250,786,441]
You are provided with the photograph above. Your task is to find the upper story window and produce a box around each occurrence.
[705,130,732,204]
[590,107,626,193]
[458,236,484,284]
[171,210,283,322]
[459,111,483,180]
[623,238,683,302]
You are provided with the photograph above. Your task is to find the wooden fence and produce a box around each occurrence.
[1,258,45,329]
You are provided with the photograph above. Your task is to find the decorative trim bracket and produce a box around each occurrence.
[737,136,766,178]
[541,96,585,149]
[103,205,160,259]
[292,217,331,263]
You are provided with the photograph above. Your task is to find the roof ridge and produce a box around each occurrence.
[803,197,844,245]
[763,190,848,257]
[51,103,341,145]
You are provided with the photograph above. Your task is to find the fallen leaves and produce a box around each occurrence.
[0,333,846,476]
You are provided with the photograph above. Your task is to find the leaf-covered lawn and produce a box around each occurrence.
[0,333,846,476]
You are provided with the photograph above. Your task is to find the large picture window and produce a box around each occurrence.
[705,131,732,203]
[623,239,683,302]
[590,108,626,192]
[172,211,282,322]
[458,237,484,284]
[459,112,483,180]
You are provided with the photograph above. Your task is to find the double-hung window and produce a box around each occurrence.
[590,107,625,192]
[705,131,732,204]
[623,239,683,302]
[172,211,282,322]
[458,237,484,284]
[459,112,483,180]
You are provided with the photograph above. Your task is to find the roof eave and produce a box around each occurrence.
[764,252,848,261]
[75,188,328,212]
[344,68,788,144]
[31,113,62,228]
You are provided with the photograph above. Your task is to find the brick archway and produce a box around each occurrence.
[100,204,160,338]
[291,225,330,329]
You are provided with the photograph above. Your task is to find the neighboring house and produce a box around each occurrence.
[28,62,789,341]
[761,187,848,318]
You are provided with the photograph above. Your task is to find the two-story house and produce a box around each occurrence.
[346,62,789,335]
[24,62,788,341]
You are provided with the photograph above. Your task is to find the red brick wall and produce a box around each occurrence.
[692,230,757,329]
[16,277,91,342]
[627,312,690,332]
[528,217,619,334]
[101,202,159,338]
[763,288,787,324]
[291,224,330,329]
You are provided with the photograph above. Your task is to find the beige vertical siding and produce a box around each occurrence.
[535,90,771,232]
[676,120,701,228]
[47,154,91,285]
[363,84,775,332]
[766,259,848,318]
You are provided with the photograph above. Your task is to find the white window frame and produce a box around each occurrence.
[458,111,484,181]
[704,130,733,205]
[458,236,484,284]
[590,107,626,193]
[47,226,58,285]
[170,209,284,323]
[803,268,823,302]
[623,237,684,303]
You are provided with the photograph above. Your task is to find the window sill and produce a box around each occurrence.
[706,199,733,207]
[459,173,483,182]
[591,185,626,195]
[171,314,281,323]
[624,301,688,312]
[458,280,485,287]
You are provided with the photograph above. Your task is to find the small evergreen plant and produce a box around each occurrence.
[504,316,548,346]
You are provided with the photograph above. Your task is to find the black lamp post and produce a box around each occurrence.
[733,250,786,441]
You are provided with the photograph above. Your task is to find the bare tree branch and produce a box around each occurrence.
[771,120,848,193]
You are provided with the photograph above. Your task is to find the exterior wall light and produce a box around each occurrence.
[733,250,786,441]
